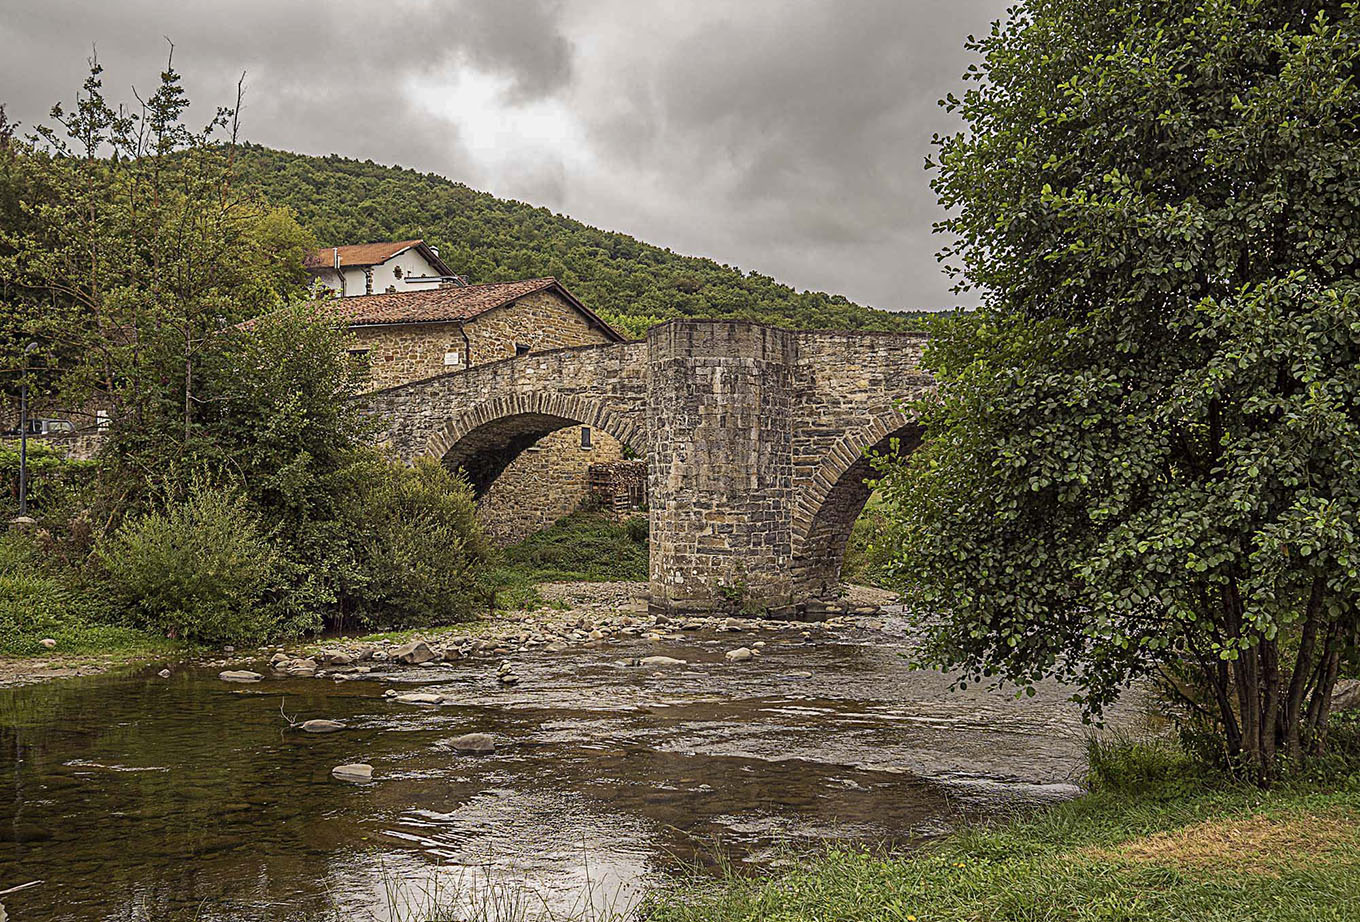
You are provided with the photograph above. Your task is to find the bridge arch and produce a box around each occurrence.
[423,392,646,496]
[791,410,922,598]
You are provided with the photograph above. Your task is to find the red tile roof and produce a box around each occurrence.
[304,240,454,276]
[284,278,626,340]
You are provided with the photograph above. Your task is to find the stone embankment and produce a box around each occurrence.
[218,582,896,686]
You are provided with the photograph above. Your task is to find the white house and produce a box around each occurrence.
[304,239,458,297]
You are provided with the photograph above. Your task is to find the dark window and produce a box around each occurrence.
[515,342,531,357]
[393,265,403,279]
[580,426,592,449]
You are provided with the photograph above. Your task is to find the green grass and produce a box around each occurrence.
[644,737,1360,922]
[0,531,185,658]
[490,510,649,609]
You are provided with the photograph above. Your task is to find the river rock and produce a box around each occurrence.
[157,668,172,678]
[219,670,263,683]
[451,732,496,754]
[269,652,290,666]
[391,641,437,665]
[300,719,346,733]
[39,638,56,649]
[725,647,754,663]
[325,651,353,666]
[545,640,568,653]
[394,692,443,705]
[286,659,318,677]
[639,655,686,667]
[332,763,373,782]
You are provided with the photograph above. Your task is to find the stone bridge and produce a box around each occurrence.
[368,320,933,614]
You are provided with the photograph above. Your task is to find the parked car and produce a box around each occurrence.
[4,418,78,437]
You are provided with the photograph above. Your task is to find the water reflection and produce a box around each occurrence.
[0,617,1140,920]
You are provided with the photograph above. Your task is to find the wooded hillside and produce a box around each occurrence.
[232,145,931,336]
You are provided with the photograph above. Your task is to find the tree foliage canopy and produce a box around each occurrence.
[882,0,1360,779]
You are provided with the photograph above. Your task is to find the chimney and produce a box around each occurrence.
[332,247,340,271]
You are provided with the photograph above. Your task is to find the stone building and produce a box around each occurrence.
[317,271,638,543]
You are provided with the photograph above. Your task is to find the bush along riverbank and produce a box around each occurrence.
[642,735,1360,922]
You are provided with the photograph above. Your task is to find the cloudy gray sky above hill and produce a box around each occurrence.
[0,0,1009,311]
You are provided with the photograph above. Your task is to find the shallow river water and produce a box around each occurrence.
[0,614,1141,921]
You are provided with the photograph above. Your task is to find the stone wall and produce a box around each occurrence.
[464,290,618,362]
[478,426,624,545]
[350,322,466,391]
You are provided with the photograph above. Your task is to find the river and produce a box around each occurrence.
[0,598,1142,921]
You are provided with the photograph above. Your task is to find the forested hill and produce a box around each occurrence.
[232,145,930,336]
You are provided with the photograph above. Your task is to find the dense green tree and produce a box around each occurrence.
[0,53,313,457]
[882,0,1360,781]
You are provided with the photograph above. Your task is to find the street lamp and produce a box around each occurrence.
[18,342,38,519]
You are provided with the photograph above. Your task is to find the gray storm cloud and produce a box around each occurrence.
[0,0,1009,310]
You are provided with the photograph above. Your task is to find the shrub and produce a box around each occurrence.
[624,515,649,544]
[344,456,493,629]
[96,481,279,644]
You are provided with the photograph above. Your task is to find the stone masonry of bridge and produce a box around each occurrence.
[367,320,933,614]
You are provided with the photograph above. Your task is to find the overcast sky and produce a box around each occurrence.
[0,0,1010,312]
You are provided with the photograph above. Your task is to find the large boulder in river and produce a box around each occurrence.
[300,719,346,733]
[638,655,687,667]
[219,670,263,683]
[451,732,496,754]
[394,692,444,705]
[391,641,437,665]
[725,647,754,663]
[332,763,373,782]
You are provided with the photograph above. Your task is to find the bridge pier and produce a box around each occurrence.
[647,323,798,614]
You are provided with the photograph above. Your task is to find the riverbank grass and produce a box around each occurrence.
[646,739,1360,922]
[491,510,649,610]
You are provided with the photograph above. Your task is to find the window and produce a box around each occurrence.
[347,348,371,379]
[580,426,592,449]
[514,343,531,357]
[393,265,403,279]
